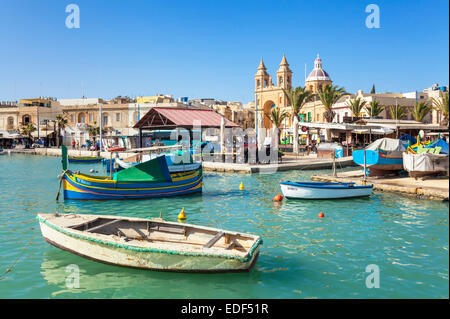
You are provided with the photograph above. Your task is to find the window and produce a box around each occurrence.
[89,114,93,123]
[257,80,261,88]
[116,113,120,121]
[103,115,108,126]
[8,117,14,125]
[71,114,75,123]
[264,79,268,87]
[78,113,85,123]
[22,115,31,125]
[279,77,283,85]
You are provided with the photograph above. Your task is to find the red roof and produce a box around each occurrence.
[133,107,239,129]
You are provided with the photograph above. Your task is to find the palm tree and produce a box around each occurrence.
[282,86,314,153]
[431,92,449,126]
[346,97,367,120]
[21,124,36,141]
[55,114,68,147]
[316,84,349,123]
[411,102,432,123]
[388,104,408,120]
[87,121,100,139]
[365,100,385,118]
[265,108,290,146]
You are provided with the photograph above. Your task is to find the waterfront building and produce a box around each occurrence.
[254,54,292,133]
[213,102,255,130]
[61,100,130,146]
[136,94,173,104]
[298,55,334,124]
[0,97,62,139]
[331,87,448,124]
[58,98,105,107]
[254,54,333,133]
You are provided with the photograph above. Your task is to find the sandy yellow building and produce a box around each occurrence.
[254,54,332,133]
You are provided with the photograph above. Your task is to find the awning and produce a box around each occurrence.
[133,107,239,130]
[31,131,54,137]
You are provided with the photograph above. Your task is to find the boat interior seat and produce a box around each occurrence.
[204,232,224,248]
[149,223,186,236]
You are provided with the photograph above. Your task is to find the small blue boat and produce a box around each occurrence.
[353,138,405,175]
[280,181,373,199]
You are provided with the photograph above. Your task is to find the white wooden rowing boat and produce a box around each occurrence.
[37,213,262,273]
[280,181,373,199]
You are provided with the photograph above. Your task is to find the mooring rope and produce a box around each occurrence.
[0,235,39,280]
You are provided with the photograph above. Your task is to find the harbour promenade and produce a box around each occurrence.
[8,147,355,173]
[202,154,355,173]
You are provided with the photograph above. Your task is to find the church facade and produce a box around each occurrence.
[254,54,332,134]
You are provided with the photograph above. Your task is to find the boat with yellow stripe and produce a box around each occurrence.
[62,154,203,200]
[68,156,104,163]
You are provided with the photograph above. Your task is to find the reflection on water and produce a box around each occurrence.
[0,154,448,298]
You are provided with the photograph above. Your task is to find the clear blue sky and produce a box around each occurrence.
[0,0,448,103]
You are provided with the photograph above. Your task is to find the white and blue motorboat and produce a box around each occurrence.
[280,181,373,199]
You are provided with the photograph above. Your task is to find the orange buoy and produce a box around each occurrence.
[273,194,284,202]
[318,212,325,218]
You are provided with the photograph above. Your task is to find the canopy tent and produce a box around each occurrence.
[366,138,406,152]
[133,107,239,130]
[428,139,449,155]
[133,107,239,148]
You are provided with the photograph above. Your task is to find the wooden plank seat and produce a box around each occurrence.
[86,219,121,233]
[149,223,186,235]
[204,232,224,248]
[69,218,101,230]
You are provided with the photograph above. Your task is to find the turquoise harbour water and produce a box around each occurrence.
[0,154,448,299]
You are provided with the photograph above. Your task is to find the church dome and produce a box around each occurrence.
[306,55,331,82]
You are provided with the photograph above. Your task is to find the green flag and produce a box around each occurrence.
[61,144,68,170]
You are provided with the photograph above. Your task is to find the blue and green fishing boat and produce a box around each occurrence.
[60,146,202,200]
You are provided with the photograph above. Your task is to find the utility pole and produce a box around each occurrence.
[37,106,40,140]
[99,103,103,152]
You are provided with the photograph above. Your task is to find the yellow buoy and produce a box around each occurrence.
[239,181,245,190]
[178,207,186,220]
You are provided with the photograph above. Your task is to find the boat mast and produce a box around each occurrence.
[363,149,367,182]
